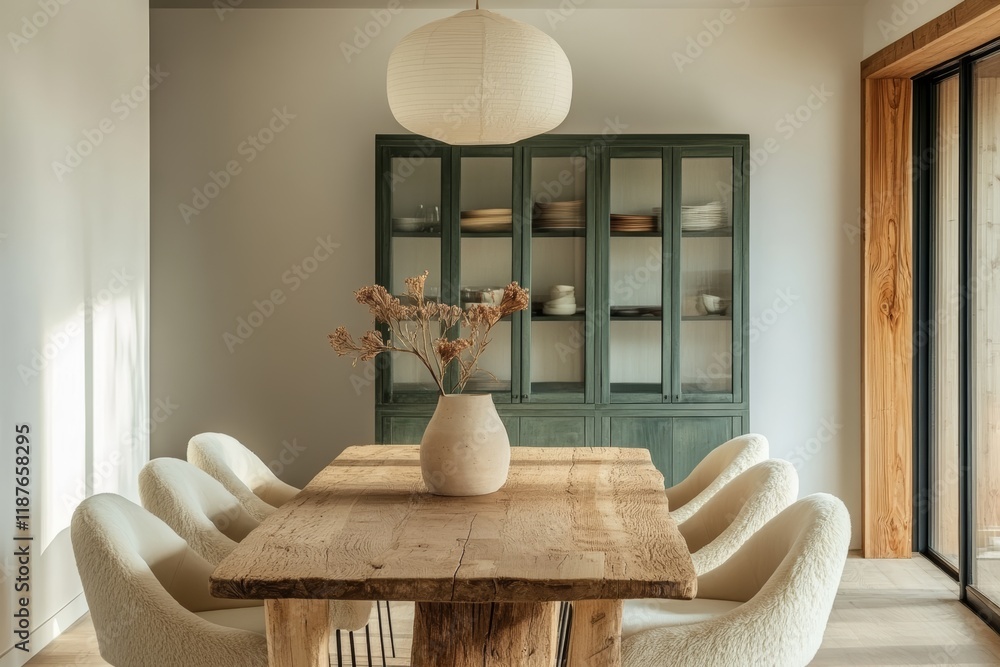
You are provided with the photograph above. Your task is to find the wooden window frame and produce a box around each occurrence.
[862,0,1000,557]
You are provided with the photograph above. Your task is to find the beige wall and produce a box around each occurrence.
[150,6,863,546]
[863,0,964,57]
[0,0,149,662]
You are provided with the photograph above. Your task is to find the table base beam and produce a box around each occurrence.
[412,601,558,667]
[265,599,330,667]
[568,600,624,667]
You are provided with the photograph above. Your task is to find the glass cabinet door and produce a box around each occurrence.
[455,149,518,401]
[605,148,668,403]
[673,150,740,402]
[379,147,447,402]
[522,147,595,403]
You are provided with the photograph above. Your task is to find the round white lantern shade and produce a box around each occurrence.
[386,9,573,145]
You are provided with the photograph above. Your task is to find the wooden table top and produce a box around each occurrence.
[210,445,696,603]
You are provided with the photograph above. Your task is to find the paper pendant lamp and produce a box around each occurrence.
[387,9,573,145]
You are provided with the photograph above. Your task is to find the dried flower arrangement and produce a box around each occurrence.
[329,271,530,395]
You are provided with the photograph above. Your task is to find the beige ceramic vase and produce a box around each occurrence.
[420,394,511,496]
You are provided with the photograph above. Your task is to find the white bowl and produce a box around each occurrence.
[698,294,729,315]
[543,303,577,316]
[547,295,576,307]
[550,285,575,298]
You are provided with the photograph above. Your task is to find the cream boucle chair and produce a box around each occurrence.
[71,493,268,667]
[139,458,258,565]
[187,432,299,522]
[665,433,769,524]
[622,493,851,667]
[138,458,372,633]
[679,459,799,575]
[189,435,400,662]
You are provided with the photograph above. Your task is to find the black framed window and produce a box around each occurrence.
[915,40,1000,629]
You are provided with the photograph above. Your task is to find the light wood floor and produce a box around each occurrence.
[24,555,1000,666]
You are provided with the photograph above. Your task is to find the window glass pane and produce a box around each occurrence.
[930,74,960,568]
[973,54,1000,601]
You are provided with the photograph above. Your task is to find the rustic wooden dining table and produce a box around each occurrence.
[210,445,696,667]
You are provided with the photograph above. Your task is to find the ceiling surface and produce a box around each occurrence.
[150,0,864,9]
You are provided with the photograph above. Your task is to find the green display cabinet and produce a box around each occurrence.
[373,134,750,483]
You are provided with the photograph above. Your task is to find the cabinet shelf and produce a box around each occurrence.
[392,231,441,238]
[460,231,514,238]
[681,228,733,238]
[530,382,585,394]
[611,231,662,237]
[682,315,732,321]
[531,228,587,238]
[531,313,586,322]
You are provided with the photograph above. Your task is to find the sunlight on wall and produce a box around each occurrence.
[0,0,150,662]
[41,312,86,549]
[93,290,148,501]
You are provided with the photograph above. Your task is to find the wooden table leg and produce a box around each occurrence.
[567,600,624,667]
[265,599,330,667]
[411,601,558,667]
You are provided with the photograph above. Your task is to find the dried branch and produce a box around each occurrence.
[329,272,529,396]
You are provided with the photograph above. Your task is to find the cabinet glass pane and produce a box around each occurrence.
[390,156,441,230]
[460,157,514,395]
[530,321,585,396]
[609,158,663,398]
[972,54,1000,603]
[389,156,441,398]
[390,321,442,394]
[680,157,733,398]
[529,155,588,400]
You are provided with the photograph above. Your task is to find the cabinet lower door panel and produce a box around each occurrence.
[609,417,733,485]
[670,418,733,485]
[383,415,520,446]
[519,417,588,447]
[382,417,433,445]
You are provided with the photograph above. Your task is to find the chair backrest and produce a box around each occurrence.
[679,459,799,575]
[140,458,260,566]
[71,494,266,667]
[665,433,769,524]
[623,494,850,667]
[188,433,299,520]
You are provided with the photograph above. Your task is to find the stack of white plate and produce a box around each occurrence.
[680,201,726,231]
[542,285,576,316]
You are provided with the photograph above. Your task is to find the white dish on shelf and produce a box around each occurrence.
[547,295,576,307]
[543,303,577,316]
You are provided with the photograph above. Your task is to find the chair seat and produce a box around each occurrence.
[622,598,742,639]
[196,607,265,635]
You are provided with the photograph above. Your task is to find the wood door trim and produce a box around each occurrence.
[861,0,1000,557]
[863,0,1000,79]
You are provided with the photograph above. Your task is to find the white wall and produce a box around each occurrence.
[150,6,863,546]
[863,0,963,57]
[0,0,149,663]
